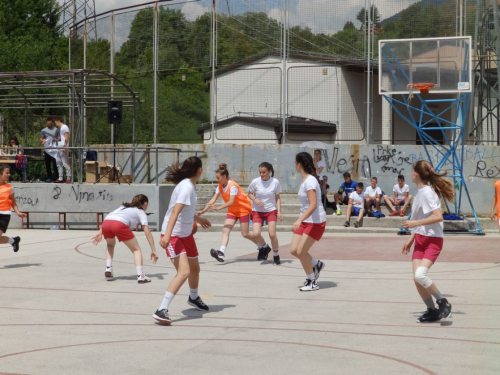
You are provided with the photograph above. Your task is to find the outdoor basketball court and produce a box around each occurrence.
[0,229,499,374]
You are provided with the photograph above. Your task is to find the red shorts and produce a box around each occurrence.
[101,220,134,242]
[294,222,326,241]
[226,213,251,223]
[412,234,443,263]
[162,234,199,259]
[252,210,278,224]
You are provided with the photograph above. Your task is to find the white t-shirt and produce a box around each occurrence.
[349,191,365,207]
[58,124,70,148]
[298,175,326,224]
[315,159,326,179]
[365,186,382,198]
[410,185,443,238]
[248,177,282,212]
[104,206,149,229]
[162,178,197,237]
[215,180,238,196]
[393,183,410,201]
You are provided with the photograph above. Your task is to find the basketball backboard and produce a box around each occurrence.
[378,36,472,95]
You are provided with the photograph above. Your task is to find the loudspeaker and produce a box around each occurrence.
[107,100,123,124]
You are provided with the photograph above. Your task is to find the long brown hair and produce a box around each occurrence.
[413,160,454,202]
[216,163,229,178]
[122,194,149,209]
[295,152,319,181]
[166,156,202,184]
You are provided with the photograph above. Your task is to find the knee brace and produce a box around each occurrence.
[414,267,433,288]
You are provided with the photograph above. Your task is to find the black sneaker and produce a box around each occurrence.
[262,245,272,260]
[436,298,452,320]
[12,236,20,252]
[257,246,266,261]
[344,221,350,227]
[188,296,209,311]
[416,308,441,323]
[210,249,225,262]
[354,220,359,228]
[152,309,171,325]
[273,255,281,265]
[313,260,325,280]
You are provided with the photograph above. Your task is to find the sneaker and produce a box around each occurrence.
[137,274,151,284]
[188,296,209,311]
[436,298,452,320]
[53,179,63,183]
[45,178,52,183]
[257,247,265,261]
[389,211,399,216]
[399,210,405,216]
[152,309,171,325]
[12,236,20,252]
[273,255,281,265]
[336,209,342,215]
[354,220,359,228]
[313,260,325,280]
[416,308,441,323]
[299,278,319,291]
[344,221,350,227]
[210,249,225,262]
[262,245,271,260]
[66,179,71,183]
[104,267,113,278]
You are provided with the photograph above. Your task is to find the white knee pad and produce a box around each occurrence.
[414,267,433,288]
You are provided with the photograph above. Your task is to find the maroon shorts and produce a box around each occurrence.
[101,220,134,242]
[161,233,199,259]
[412,234,443,263]
[226,213,251,223]
[294,222,326,241]
[252,210,278,224]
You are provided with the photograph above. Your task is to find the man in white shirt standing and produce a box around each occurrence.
[365,177,382,213]
[54,117,72,183]
[384,174,413,216]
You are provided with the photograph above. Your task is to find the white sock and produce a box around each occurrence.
[306,272,315,280]
[136,266,143,276]
[190,288,199,300]
[259,243,268,249]
[219,246,226,254]
[311,257,319,267]
[257,243,264,249]
[159,291,175,310]
[273,249,279,256]
[106,259,112,268]
[8,237,14,245]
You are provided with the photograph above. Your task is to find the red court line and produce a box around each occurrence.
[1,306,498,331]
[1,286,500,307]
[0,338,438,374]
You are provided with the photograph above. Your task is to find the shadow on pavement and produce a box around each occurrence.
[2,263,42,269]
[106,272,169,281]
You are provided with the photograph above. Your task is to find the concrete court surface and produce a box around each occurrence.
[0,229,499,375]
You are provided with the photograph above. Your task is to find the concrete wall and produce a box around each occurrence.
[9,183,174,230]
[93,142,498,215]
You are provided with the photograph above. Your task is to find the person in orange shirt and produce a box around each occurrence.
[489,179,500,233]
[0,165,27,252]
[198,163,261,262]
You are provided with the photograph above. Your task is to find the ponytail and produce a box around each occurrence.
[122,194,149,210]
[259,162,274,177]
[413,160,454,202]
[295,152,319,182]
[166,156,202,184]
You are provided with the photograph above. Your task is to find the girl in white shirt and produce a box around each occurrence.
[92,194,158,284]
[248,162,284,265]
[313,149,326,180]
[401,160,454,323]
[153,156,212,326]
[291,152,327,291]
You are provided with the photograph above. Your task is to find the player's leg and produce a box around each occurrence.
[123,236,150,283]
[210,217,235,262]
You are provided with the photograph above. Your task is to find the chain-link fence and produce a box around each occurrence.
[67,0,499,145]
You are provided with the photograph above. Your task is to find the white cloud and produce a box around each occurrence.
[181,2,209,21]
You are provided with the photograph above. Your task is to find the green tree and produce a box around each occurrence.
[343,21,355,31]
[356,5,381,31]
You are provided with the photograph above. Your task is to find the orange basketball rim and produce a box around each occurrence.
[407,83,435,94]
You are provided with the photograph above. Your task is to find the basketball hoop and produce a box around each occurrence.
[407,83,435,102]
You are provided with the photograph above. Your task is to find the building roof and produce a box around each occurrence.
[197,115,337,135]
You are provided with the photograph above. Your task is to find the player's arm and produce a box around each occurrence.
[490,191,497,222]
[160,202,185,248]
[142,225,158,263]
[9,193,26,218]
[213,194,235,211]
[198,192,219,215]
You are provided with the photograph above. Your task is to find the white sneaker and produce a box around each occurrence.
[137,273,151,284]
[105,267,113,278]
[299,278,319,291]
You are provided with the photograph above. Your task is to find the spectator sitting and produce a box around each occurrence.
[384,174,413,216]
[334,172,358,216]
[7,136,22,155]
[344,182,365,228]
[365,177,382,213]
[320,176,336,211]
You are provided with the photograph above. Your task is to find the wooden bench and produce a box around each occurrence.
[22,212,105,230]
